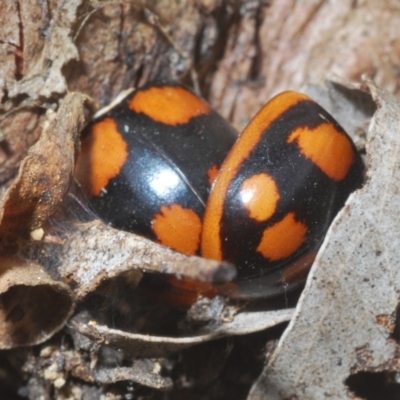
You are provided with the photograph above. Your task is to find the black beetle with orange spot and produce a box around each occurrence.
[75,82,238,257]
[75,85,363,306]
[201,91,364,298]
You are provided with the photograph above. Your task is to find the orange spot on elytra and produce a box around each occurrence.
[75,118,128,196]
[240,173,280,222]
[129,86,210,126]
[152,204,202,256]
[207,165,220,185]
[202,92,311,261]
[287,123,355,181]
[257,212,307,261]
[280,252,317,285]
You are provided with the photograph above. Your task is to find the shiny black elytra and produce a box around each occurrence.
[202,91,364,298]
[75,82,238,256]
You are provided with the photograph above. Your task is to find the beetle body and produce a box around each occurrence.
[75,83,238,256]
[76,86,363,304]
[202,91,364,297]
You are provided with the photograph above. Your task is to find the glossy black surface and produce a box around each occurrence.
[82,83,238,241]
[219,100,364,294]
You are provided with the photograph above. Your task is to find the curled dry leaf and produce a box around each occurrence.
[0,93,86,238]
[0,256,74,349]
[59,220,236,299]
[76,309,294,358]
[248,80,400,399]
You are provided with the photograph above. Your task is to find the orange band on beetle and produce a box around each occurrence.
[201,91,311,261]
[129,86,210,126]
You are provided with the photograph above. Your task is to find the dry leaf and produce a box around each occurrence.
[76,308,294,358]
[59,220,236,299]
[6,0,81,99]
[94,360,173,391]
[0,0,83,185]
[0,93,86,237]
[0,109,44,185]
[0,256,74,349]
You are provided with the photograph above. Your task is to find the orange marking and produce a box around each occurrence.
[207,165,220,186]
[256,212,308,261]
[287,123,355,181]
[75,118,128,196]
[202,91,311,261]
[280,252,317,285]
[129,86,210,126]
[152,204,202,256]
[240,173,280,222]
